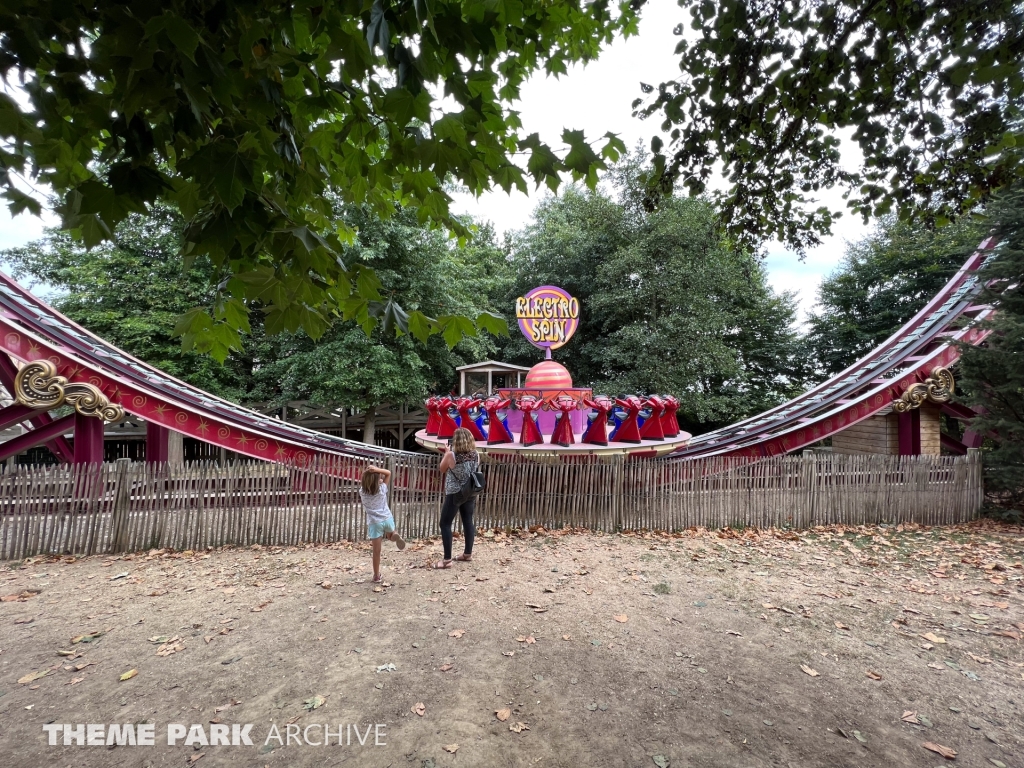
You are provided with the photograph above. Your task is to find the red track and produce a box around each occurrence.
[0,240,994,463]
[0,272,390,463]
[670,239,996,459]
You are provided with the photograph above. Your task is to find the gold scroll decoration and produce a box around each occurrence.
[14,360,125,422]
[892,366,954,413]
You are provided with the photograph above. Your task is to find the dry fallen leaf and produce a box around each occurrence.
[156,640,185,657]
[800,665,819,677]
[922,632,946,644]
[922,741,957,759]
[515,635,536,644]
[613,614,628,623]
[303,695,326,711]
[444,744,459,754]
[412,702,425,717]
[901,710,920,724]
[834,621,850,630]
[18,670,52,685]
[321,581,332,590]
[119,669,137,681]
[439,664,453,672]
[866,670,882,680]
[562,635,572,641]
[509,721,530,733]
[502,651,515,657]
[448,629,466,639]
[495,708,511,722]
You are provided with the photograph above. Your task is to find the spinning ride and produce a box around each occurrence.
[416,285,691,458]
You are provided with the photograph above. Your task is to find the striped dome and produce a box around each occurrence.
[524,360,573,389]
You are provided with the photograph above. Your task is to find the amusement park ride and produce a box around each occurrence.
[0,240,998,466]
[415,285,692,457]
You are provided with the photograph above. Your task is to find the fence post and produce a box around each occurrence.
[613,454,624,531]
[801,450,817,527]
[967,447,983,512]
[109,458,132,553]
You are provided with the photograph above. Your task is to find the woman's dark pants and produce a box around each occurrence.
[440,493,476,560]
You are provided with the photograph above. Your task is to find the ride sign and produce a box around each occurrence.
[515,285,580,353]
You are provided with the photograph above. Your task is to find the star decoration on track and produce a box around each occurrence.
[197,419,210,435]
[151,403,169,418]
[274,444,288,459]
[28,341,40,354]
[236,433,252,448]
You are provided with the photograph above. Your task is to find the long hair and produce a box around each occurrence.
[451,427,476,454]
[361,467,381,495]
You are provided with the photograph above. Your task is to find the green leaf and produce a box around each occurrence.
[407,310,436,343]
[163,16,200,63]
[354,266,383,301]
[439,315,477,348]
[173,181,202,220]
[214,296,251,334]
[2,188,42,217]
[213,153,250,213]
[381,299,409,336]
[76,213,113,248]
[476,311,508,337]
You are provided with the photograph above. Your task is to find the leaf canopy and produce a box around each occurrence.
[0,0,638,352]
[638,0,1024,253]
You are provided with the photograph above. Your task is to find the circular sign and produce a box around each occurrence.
[515,285,580,351]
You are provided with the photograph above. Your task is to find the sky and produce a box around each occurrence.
[0,1,874,319]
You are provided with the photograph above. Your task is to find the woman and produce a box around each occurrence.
[434,427,479,569]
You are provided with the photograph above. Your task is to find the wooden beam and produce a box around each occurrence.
[0,402,44,432]
[940,433,968,455]
[0,413,75,463]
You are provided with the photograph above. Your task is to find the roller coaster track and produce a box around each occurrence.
[669,238,998,459]
[0,238,995,464]
[0,271,391,464]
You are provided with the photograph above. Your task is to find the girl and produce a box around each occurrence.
[434,427,479,569]
[359,465,405,583]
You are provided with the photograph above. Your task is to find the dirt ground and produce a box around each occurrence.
[1,520,1022,768]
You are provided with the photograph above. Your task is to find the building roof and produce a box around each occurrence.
[455,360,533,373]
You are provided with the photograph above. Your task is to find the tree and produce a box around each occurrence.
[803,215,986,378]
[638,1,1024,253]
[260,204,504,443]
[499,162,805,431]
[957,186,1024,513]
[1,204,267,401]
[588,196,804,430]
[0,1,638,355]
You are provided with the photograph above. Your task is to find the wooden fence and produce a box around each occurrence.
[0,451,984,560]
